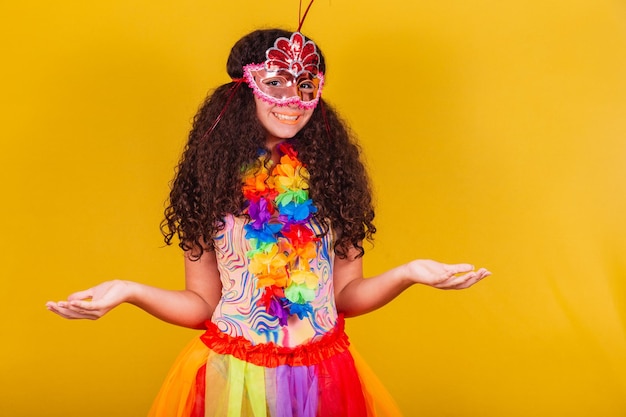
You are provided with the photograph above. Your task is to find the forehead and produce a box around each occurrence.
[255,67,316,81]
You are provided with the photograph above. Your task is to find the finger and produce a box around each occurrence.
[65,304,102,319]
[470,268,491,282]
[435,267,492,289]
[451,270,490,289]
[444,272,474,288]
[429,273,465,289]
[439,270,476,288]
[66,301,106,319]
[46,302,95,319]
[54,300,102,318]
[46,302,62,315]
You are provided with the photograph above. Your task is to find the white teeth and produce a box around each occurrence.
[274,113,298,121]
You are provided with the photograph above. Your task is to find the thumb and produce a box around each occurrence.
[67,289,94,302]
[449,263,474,274]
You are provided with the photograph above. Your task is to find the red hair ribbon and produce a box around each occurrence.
[298,0,316,32]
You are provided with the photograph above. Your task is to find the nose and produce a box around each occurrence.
[279,82,299,100]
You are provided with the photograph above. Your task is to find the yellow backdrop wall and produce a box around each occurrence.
[1,1,625,416]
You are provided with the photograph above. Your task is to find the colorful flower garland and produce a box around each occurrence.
[242,142,320,326]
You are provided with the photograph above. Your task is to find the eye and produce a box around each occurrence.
[263,77,286,88]
[298,81,315,91]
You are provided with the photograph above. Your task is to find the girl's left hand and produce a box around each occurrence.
[46,280,132,320]
[404,259,491,290]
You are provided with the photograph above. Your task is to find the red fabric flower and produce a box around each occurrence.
[281,223,318,247]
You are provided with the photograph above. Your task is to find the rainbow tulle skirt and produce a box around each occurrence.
[148,317,401,417]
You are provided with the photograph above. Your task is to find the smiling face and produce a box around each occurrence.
[254,95,313,147]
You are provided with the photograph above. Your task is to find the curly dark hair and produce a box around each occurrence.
[161,29,376,259]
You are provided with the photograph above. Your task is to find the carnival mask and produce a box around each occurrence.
[244,32,324,109]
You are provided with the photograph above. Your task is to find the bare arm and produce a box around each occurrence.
[46,250,222,329]
[333,249,491,317]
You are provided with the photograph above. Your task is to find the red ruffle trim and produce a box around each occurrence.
[200,315,350,368]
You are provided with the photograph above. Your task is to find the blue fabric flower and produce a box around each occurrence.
[244,222,283,244]
[278,199,318,222]
[289,302,313,320]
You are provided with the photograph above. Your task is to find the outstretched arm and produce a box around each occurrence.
[46,250,222,329]
[333,249,491,317]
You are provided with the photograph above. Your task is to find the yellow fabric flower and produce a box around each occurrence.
[289,269,319,289]
[248,245,288,288]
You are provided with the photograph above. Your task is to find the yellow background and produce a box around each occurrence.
[2,0,625,416]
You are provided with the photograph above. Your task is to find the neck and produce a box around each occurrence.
[266,137,286,163]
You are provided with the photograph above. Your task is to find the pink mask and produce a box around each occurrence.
[243,32,324,109]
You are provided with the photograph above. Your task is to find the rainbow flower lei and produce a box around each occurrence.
[242,142,320,326]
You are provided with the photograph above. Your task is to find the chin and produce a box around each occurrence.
[268,125,305,140]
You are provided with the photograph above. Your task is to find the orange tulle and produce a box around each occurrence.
[148,337,210,417]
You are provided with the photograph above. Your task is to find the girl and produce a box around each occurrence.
[47,28,490,416]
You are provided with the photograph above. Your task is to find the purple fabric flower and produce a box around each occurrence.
[268,297,290,327]
[248,198,272,229]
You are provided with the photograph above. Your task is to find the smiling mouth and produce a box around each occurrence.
[273,112,301,125]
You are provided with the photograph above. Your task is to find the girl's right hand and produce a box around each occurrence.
[403,259,491,289]
[46,279,134,320]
